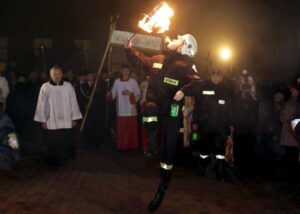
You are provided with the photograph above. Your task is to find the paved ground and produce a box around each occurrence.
[0,141,300,214]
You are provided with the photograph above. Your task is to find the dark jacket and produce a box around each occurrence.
[0,112,20,173]
[76,82,93,115]
[126,48,203,114]
[194,80,234,127]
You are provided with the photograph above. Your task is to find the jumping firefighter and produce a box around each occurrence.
[193,70,235,181]
[125,34,202,211]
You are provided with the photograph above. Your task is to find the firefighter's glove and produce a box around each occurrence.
[125,37,133,49]
[173,90,184,101]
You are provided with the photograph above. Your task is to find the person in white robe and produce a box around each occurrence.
[0,62,9,111]
[106,66,141,153]
[34,65,82,168]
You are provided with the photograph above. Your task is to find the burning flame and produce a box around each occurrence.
[138,2,174,34]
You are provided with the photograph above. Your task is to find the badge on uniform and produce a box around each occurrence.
[152,63,163,69]
[170,102,179,117]
[202,90,215,95]
[8,133,19,149]
[218,99,226,105]
[192,132,200,141]
[163,77,179,86]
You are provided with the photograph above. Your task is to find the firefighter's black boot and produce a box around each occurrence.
[216,158,226,181]
[148,181,168,211]
[148,168,171,211]
[197,160,206,176]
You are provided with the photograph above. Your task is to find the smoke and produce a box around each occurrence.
[165,0,300,80]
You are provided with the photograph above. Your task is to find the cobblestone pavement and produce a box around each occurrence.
[0,142,300,214]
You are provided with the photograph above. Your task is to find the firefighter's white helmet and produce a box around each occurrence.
[179,34,197,57]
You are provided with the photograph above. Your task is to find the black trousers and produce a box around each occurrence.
[282,146,299,179]
[198,122,226,155]
[44,129,74,167]
[144,101,183,183]
[160,114,182,169]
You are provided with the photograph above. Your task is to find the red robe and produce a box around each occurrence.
[110,78,141,150]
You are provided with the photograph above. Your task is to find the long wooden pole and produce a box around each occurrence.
[80,15,118,132]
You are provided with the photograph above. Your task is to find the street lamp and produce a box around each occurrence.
[220,48,232,60]
[219,47,234,75]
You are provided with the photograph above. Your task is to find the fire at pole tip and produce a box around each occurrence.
[138,2,174,34]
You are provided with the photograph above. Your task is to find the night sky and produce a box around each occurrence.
[1,0,300,79]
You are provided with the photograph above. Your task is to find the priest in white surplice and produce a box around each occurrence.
[34,65,82,168]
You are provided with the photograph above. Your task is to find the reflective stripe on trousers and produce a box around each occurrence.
[216,154,225,159]
[142,116,158,123]
[199,154,209,159]
[160,162,173,170]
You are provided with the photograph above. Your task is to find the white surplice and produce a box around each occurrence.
[34,81,82,130]
[0,76,9,105]
[111,78,141,116]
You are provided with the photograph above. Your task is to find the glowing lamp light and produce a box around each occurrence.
[220,48,231,60]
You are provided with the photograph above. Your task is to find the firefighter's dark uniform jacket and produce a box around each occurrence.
[126,48,202,115]
[196,80,233,126]
[126,47,203,174]
[0,112,19,173]
[194,80,234,154]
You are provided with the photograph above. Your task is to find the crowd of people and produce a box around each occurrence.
[0,35,299,208]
